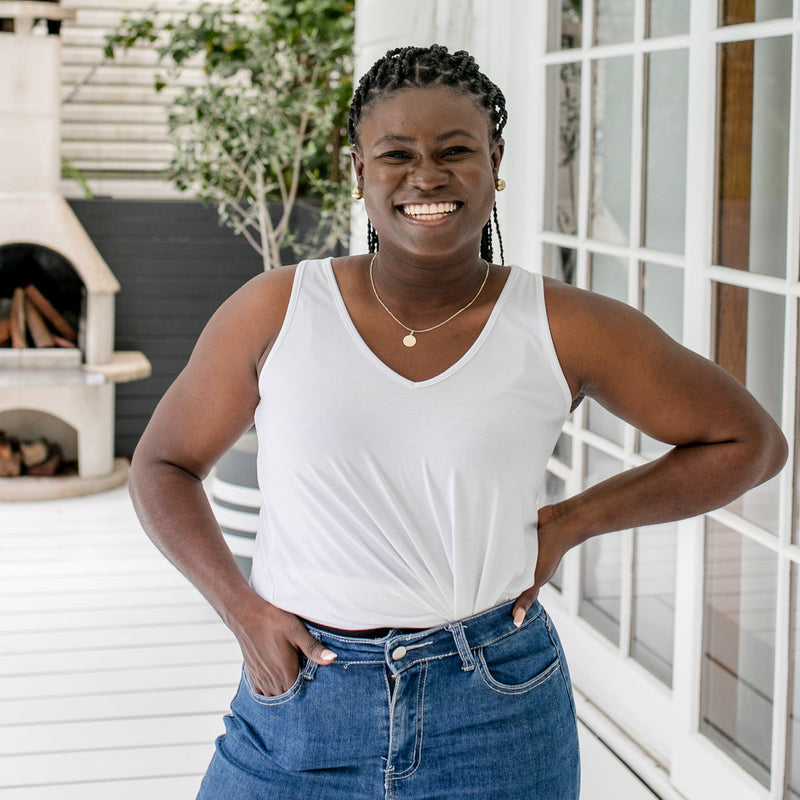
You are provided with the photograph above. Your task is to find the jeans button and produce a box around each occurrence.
[391,645,407,661]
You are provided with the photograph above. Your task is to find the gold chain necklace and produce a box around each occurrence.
[369,253,491,348]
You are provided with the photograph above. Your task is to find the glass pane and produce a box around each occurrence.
[715,37,791,277]
[549,0,583,50]
[638,432,670,460]
[721,0,793,24]
[594,0,635,45]
[642,262,683,342]
[790,566,800,797]
[733,473,782,537]
[586,253,628,445]
[580,448,625,643]
[701,519,777,788]
[648,0,690,37]
[643,50,689,253]
[632,521,677,686]
[796,328,800,544]
[545,63,581,236]
[587,401,625,445]
[590,56,633,244]
[551,564,565,593]
[590,252,627,301]
[542,471,568,591]
[714,284,784,421]
[714,284,784,534]
[587,253,628,445]
[553,432,573,467]
[543,244,578,285]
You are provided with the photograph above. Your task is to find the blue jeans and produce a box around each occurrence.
[197,600,580,799]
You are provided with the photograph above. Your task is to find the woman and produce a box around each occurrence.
[129,45,787,799]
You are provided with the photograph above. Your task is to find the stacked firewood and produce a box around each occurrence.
[0,284,78,349]
[0,431,71,477]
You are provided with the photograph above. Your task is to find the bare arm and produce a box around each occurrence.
[513,279,788,623]
[129,267,336,695]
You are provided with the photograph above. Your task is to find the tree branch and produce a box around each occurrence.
[254,164,273,271]
[218,200,264,257]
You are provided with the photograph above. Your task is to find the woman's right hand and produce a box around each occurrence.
[232,598,337,696]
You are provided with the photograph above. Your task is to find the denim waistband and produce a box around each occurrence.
[299,620,426,639]
[305,599,544,676]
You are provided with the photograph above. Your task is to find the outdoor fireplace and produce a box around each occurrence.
[0,0,150,499]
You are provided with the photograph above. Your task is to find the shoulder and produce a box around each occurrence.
[192,263,302,378]
[210,262,299,331]
[233,263,298,326]
[542,275,626,350]
[542,275,663,343]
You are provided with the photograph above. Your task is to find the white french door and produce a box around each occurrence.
[530,2,800,798]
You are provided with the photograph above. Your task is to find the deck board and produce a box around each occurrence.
[0,714,226,755]
[0,485,241,798]
[1,743,217,788]
[0,640,240,676]
[0,776,205,800]
[2,661,242,699]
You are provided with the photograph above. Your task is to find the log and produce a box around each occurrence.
[0,316,10,346]
[0,432,22,478]
[24,284,77,342]
[10,288,27,349]
[20,438,49,469]
[52,335,78,349]
[0,431,13,459]
[26,446,62,476]
[0,453,22,477]
[24,298,55,348]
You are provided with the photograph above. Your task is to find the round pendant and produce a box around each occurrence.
[403,333,417,348]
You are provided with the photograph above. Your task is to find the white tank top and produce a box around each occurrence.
[250,258,571,629]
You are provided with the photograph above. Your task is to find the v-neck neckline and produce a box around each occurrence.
[323,258,517,388]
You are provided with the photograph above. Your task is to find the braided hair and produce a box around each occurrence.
[349,45,507,264]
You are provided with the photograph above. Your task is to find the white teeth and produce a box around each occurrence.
[402,202,458,219]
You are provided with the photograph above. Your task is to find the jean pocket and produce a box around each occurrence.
[476,618,561,695]
[242,660,310,706]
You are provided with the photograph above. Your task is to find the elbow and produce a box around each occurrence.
[128,438,204,508]
[127,438,172,510]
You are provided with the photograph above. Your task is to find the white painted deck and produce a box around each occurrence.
[0,485,242,799]
[0,483,660,800]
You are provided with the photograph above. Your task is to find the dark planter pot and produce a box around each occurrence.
[209,428,259,579]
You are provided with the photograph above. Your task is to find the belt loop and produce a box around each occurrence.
[447,622,476,672]
[302,658,319,681]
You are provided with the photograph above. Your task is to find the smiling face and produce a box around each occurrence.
[351,86,504,264]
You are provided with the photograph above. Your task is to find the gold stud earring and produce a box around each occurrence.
[351,186,363,200]
[495,178,506,192]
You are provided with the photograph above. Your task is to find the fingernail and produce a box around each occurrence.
[513,608,526,628]
[321,649,337,661]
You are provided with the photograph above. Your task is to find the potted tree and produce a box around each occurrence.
[106,1,355,574]
[105,0,354,270]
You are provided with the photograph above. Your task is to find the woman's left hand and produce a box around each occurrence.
[511,504,570,626]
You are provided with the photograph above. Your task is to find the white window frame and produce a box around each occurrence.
[522,2,800,799]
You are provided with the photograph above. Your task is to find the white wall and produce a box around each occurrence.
[350,0,544,270]
[58,0,211,199]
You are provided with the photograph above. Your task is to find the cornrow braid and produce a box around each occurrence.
[481,217,493,263]
[350,45,507,264]
[492,203,504,265]
[348,44,508,147]
[367,220,379,254]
